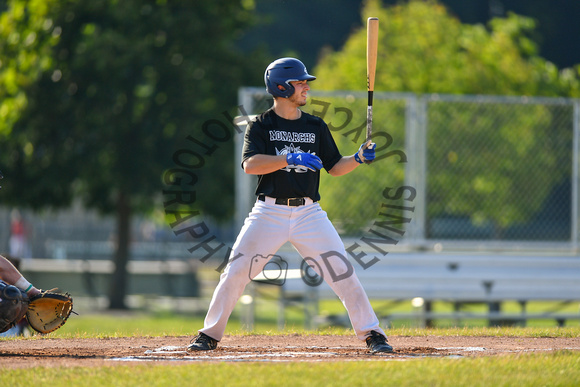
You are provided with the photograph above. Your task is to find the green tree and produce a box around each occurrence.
[311,0,579,237]
[316,0,578,97]
[0,0,261,308]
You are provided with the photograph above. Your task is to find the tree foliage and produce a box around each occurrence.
[1,0,260,213]
[315,0,579,97]
[0,0,262,307]
[312,0,579,235]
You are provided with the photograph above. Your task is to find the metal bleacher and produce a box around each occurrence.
[247,249,580,329]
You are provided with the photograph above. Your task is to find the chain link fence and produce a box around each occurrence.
[238,88,580,249]
[1,89,577,258]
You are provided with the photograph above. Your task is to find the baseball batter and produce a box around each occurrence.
[188,58,393,353]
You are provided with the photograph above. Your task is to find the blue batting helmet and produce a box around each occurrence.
[264,58,316,98]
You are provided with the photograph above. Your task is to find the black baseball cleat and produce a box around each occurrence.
[187,332,218,351]
[366,331,394,353]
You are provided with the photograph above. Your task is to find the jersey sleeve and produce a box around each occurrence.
[241,119,267,168]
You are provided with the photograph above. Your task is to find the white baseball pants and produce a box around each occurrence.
[199,198,386,341]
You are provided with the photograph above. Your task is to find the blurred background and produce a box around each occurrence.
[1,0,579,326]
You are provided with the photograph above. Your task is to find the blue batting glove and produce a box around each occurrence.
[286,153,323,172]
[354,141,376,164]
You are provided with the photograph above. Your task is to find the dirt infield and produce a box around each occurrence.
[1,335,579,368]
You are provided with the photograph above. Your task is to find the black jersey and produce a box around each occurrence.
[242,108,343,201]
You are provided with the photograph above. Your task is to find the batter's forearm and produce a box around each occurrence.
[328,156,359,176]
[243,154,288,175]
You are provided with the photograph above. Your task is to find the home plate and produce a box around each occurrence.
[144,346,187,355]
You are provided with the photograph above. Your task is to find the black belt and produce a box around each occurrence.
[258,195,308,207]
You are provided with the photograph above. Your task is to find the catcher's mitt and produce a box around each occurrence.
[0,280,29,333]
[26,290,73,334]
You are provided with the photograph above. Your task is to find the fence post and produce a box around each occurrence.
[572,100,580,250]
[235,88,259,231]
[404,94,427,246]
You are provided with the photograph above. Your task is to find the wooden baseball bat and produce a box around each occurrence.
[365,17,379,163]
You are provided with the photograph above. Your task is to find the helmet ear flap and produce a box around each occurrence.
[266,78,294,98]
[275,83,294,98]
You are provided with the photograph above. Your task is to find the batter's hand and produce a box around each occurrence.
[286,153,323,172]
[354,141,376,164]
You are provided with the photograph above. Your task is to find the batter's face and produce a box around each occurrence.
[289,80,310,106]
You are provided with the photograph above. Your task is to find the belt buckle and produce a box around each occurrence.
[287,198,305,206]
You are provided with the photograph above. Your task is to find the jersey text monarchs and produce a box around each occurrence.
[269,130,315,144]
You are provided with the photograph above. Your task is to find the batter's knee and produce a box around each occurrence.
[220,255,253,283]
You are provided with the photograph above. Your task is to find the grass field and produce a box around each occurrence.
[2,351,579,387]
[1,299,579,386]
[44,309,580,339]
[33,296,579,339]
